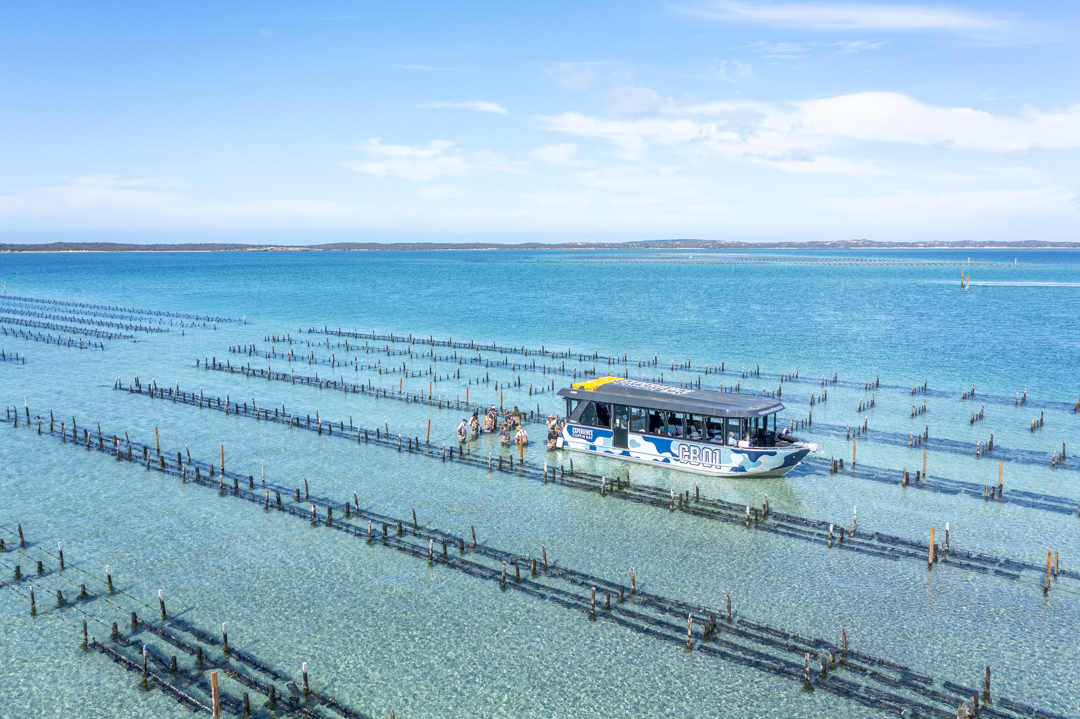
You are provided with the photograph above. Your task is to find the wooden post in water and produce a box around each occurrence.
[922,448,927,478]
[155,427,160,455]
[998,461,1003,495]
[211,670,220,719]
[852,436,856,468]
[928,526,935,568]
[220,445,225,475]
[426,419,430,445]
[1044,550,1052,594]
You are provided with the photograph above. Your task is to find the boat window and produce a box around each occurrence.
[647,409,667,434]
[667,412,686,437]
[705,416,726,443]
[578,401,611,428]
[578,401,597,426]
[725,418,740,445]
[629,407,648,433]
[737,417,764,446]
[685,415,703,439]
[566,398,581,419]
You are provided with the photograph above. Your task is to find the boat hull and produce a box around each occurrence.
[560,424,810,477]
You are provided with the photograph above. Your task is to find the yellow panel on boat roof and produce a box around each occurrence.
[571,376,624,391]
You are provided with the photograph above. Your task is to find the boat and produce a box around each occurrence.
[556,377,815,477]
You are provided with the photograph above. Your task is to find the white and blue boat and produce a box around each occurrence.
[557,377,815,477]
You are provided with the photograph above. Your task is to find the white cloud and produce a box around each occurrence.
[541,92,1080,174]
[531,143,581,165]
[751,40,886,58]
[344,139,470,182]
[682,1,1010,33]
[419,100,509,115]
[606,86,665,115]
[417,186,466,199]
[762,153,881,175]
[714,60,755,82]
[527,190,594,210]
[814,187,1077,215]
[0,175,184,217]
[835,39,887,53]
[546,63,599,90]
[540,112,713,151]
[575,166,726,202]
[797,92,1080,152]
[0,175,360,229]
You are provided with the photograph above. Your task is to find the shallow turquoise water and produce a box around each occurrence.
[0,248,1078,718]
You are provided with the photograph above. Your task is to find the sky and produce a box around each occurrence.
[0,0,1078,243]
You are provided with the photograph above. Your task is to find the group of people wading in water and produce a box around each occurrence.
[457,406,565,450]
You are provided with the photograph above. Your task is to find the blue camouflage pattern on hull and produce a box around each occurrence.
[561,423,809,477]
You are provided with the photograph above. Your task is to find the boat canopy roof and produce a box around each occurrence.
[558,377,783,418]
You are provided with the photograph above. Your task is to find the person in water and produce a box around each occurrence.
[546,414,561,450]
[510,406,522,426]
[469,412,480,438]
[498,421,511,446]
[457,419,469,443]
[515,425,529,446]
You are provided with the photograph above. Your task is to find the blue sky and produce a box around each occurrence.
[0,1,1077,242]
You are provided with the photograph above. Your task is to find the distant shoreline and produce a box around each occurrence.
[1,239,1079,253]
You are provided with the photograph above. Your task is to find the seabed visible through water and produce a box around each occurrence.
[0,248,1078,719]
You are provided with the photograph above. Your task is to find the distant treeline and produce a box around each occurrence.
[2,239,1079,253]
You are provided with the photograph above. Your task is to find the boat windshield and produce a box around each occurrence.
[577,401,611,428]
